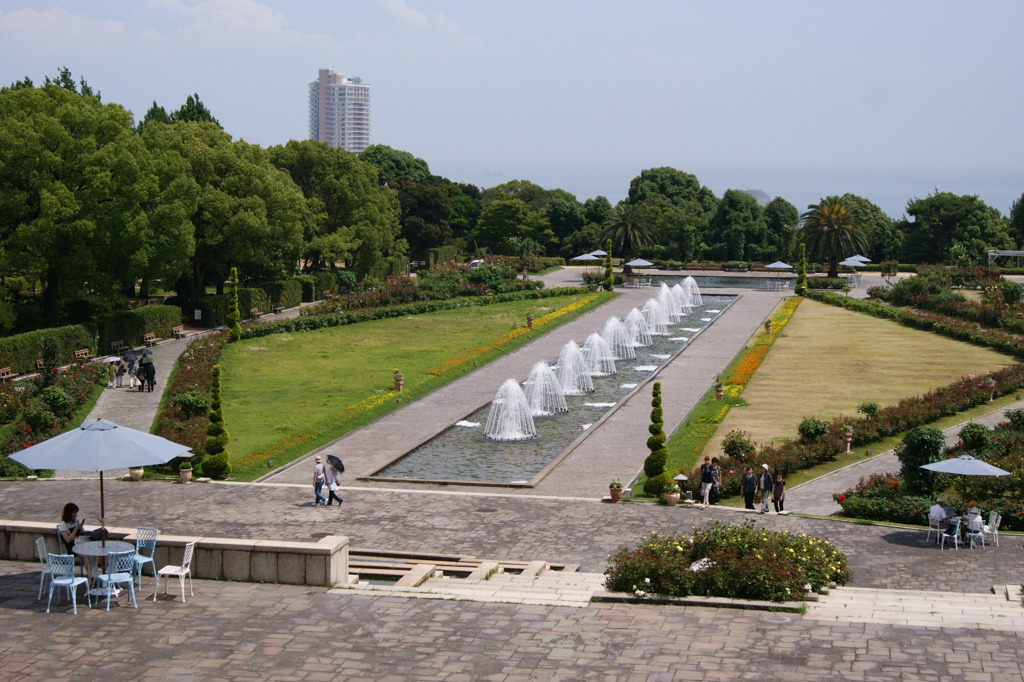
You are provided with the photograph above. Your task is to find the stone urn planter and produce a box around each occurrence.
[609,487,623,503]
[179,467,193,484]
[714,385,724,401]
[663,492,681,507]
[128,467,144,482]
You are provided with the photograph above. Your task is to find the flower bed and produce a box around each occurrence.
[604,521,849,602]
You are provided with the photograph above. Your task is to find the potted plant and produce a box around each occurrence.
[714,375,724,401]
[179,460,193,484]
[128,466,144,482]
[655,476,680,506]
[609,478,624,503]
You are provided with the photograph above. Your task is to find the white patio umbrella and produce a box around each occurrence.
[920,455,1010,503]
[589,250,607,257]
[572,253,601,274]
[838,258,866,269]
[764,261,793,279]
[848,255,872,263]
[10,418,192,542]
[625,258,653,267]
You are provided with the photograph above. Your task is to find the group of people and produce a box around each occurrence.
[105,355,156,392]
[699,457,786,513]
[312,455,344,507]
[738,462,786,514]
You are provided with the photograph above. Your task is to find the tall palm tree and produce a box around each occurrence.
[600,202,658,263]
[798,196,868,278]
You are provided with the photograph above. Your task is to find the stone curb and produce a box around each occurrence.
[591,589,807,612]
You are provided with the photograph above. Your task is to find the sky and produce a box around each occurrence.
[1,0,1022,219]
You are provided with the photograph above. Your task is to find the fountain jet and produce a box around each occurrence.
[583,332,617,376]
[524,361,568,416]
[602,317,637,360]
[484,378,537,441]
[556,340,595,395]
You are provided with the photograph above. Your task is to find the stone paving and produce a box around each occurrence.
[5,269,1024,680]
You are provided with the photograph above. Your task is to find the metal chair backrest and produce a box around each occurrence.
[47,553,75,581]
[36,537,49,565]
[180,541,196,571]
[969,516,984,532]
[136,527,158,555]
[107,550,136,575]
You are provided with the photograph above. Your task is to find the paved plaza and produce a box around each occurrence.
[2,269,1024,680]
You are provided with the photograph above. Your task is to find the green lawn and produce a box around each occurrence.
[221,293,608,478]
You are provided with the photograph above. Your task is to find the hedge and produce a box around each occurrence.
[96,305,181,351]
[0,324,96,374]
[240,287,592,340]
[259,279,302,310]
[293,275,317,302]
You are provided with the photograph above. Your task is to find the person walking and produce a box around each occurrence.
[115,359,126,388]
[699,456,714,509]
[144,360,156,392]
[709,457,722,505]
[324,462,344,506]
[772,472,786,513]
[312,455,327,506]
[758,464,773,515]
[740,466,757,510]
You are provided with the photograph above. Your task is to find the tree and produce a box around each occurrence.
[142,122,306,305]
[227,267,242,341]
[268,140,398,273]
[603,239,614,292]
[359,144,430,185]
[1010,192,1024,248]
[172,93,220,126]
[707,189,767,261]
[642,382,670,497]
[840,194,897,261]
[794,243,807,295]
[762,197,798,261]
[0,79,154,325]
[600,202,657,261]
[799,196,869,278]
[899,191,1011,265]
[896,426,945,496]
[473,197,547,252]
[626,167,718,263]
[136,101,172,134]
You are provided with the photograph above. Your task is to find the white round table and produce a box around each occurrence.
[73,540,135,597]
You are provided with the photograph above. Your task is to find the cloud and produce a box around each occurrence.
[378,0,480,48]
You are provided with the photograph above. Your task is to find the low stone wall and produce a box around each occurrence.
[0,520,351,587]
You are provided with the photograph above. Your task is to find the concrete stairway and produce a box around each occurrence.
[806,586,1024,632]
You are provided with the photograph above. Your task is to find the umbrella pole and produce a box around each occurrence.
[99,471,106,547]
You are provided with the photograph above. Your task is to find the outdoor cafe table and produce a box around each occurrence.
[73,540,134,596]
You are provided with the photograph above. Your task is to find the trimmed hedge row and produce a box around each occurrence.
[240,287,592,340]
[0,324,96,374]
[259,279,302,310]
[96,305,182,351]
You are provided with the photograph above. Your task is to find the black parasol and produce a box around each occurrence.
[327,455,346,475]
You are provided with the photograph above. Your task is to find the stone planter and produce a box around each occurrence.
[180,468,193,484]
[714,385,724,401]
[609,487,623,503]
[663,492,680,507]
[128,467,144,482]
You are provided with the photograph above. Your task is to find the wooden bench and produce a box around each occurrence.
[271,303,283,314]
[249,307,263,319]
[0,367,14,383]
[171,325,186,339]
[110,340,126,354]
[143,332,160,347]
[74,349,93,362]
[321,290,335,301]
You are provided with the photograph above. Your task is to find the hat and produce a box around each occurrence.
[936,497,944,503]
[761,463,769,471]
[315,456,322,462]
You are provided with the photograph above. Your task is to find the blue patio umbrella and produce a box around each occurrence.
[10,418,192,541]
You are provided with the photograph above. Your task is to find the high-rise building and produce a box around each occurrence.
[308,68,371,153]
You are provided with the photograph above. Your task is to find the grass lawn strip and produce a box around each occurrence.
[710,297,1016,451]
[222,293,607,479]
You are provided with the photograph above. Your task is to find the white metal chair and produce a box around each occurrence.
[984,513,1002,547]
[926,516,944,545]
[939,519,962,551]
[133,527,158,590]
[96,550,138,611]
[156,541,195,603]
[967,515,986,549]
[35,537,52,600]
[46,553,90,614]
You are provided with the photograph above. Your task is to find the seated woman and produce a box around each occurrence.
[57,502,104,553]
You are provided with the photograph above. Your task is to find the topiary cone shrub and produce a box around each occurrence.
[642,382,670,496]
